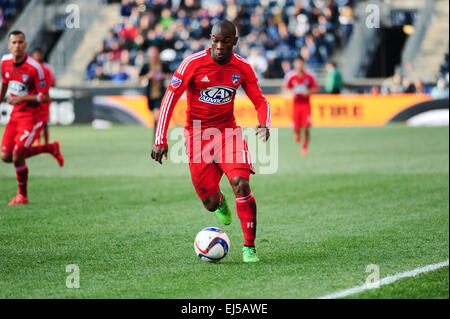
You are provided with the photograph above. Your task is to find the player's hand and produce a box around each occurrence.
[7,96,23,105]
[255,125,270,143]
[151,145,168,165]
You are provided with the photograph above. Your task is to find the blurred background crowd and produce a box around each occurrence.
[0,0,28,37]
[86,0,356,83]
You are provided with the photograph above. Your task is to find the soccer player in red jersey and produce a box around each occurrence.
[32,48,56,145]
[283,56,319,155]
[1,31,64,206]
[151,20,271,263]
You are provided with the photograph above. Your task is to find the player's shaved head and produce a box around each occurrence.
[211,20,236,38]
[7,30,27,62]
[210,20,238,65]
[8,30,26,40]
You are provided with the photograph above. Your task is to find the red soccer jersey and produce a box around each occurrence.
[154,49,271,147]
[36,62,55,122]
[1,54,48,119]
[284,70,318,105]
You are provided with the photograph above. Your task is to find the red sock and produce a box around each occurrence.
[236,191,257,247]
[26,143,54,158]
[43,126,49,144]
[15,164,28,197]
[303,135,309,149]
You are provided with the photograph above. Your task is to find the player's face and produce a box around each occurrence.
[294,59,305,73]
[210,30,237,65]
[8,34,27,59]
[32,51,44,63]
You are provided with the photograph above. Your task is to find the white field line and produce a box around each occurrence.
[317,259,449,299]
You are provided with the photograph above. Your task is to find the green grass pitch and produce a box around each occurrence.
[0,124,448,298]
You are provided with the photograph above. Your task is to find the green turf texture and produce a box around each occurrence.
[0,125,448,299]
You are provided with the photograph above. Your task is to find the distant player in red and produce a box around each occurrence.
[283,56,319,155]
[32,47,56,145]
[151,20,271,263]
[1,31,64,206]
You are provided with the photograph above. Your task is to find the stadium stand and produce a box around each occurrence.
[85,0,357,83]
[0,0,29,38]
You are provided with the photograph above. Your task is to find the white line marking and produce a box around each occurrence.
[317,259,449,299]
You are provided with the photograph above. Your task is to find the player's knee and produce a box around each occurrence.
[230,177,250,196]
[1,153,12,163]
[12,152,25,166]
[202,194,221,212]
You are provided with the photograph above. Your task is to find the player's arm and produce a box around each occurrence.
[151,68,191,164]
[0,82,7,102]
[0,63,8,101]
[8,66,50,105]
[7,93,50,105]
[306,75,320,96]
[241,68,271,142]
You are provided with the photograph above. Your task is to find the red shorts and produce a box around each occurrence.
[293,103,311,129]
[37,103,50,123]
[1,117,44,155]
[184,126,255,199]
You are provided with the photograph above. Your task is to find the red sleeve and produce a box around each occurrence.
[309,73,319,89]
[46,65,56,86]
[33,65,49,95]
[1,61,7,85]
[241,63,271,129]
[154,60,193,147]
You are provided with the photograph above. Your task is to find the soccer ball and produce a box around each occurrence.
[194,227,230,262]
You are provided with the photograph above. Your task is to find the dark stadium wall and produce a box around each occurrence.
[388,98,450,122]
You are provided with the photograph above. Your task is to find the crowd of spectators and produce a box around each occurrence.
[86,0,356,83]
[0,0,28,38]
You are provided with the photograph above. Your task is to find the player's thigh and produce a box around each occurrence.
[189,161,223,200]
[217,128,255,176]
[14,120,44,155]
[1,120,18,155]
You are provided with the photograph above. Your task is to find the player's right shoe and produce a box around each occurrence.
[294,132,300,143]
[51,141,64,167]
[242,246,260,263]
[215,192,232,225]
[301,146,308,156]
[8,193,29,206]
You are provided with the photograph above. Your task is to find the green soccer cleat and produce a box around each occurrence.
[242,246,260,263]
[215,192,232,225]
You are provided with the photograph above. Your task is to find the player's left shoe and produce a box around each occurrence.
[301,146,308,156]
[215,192,232,225]
[51,141,64,167]
[242,246,260,263]
[8,193,29,206]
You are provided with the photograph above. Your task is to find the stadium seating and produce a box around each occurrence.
[0,0,29,38]
[86,0,356,83]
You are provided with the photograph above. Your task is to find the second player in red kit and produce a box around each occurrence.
[151,20,271,263]
[32,48,56,145]
[1,30,64,206]
[283,56,319,155]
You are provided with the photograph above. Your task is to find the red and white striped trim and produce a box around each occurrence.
[25,56,45,80]
[1,53,13,62]
[234,53,271,128]
[155,90,175,145]
[176,50,207,76]
[24,121,43,148]
[236,192,254,203]
[233,53,250,64]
